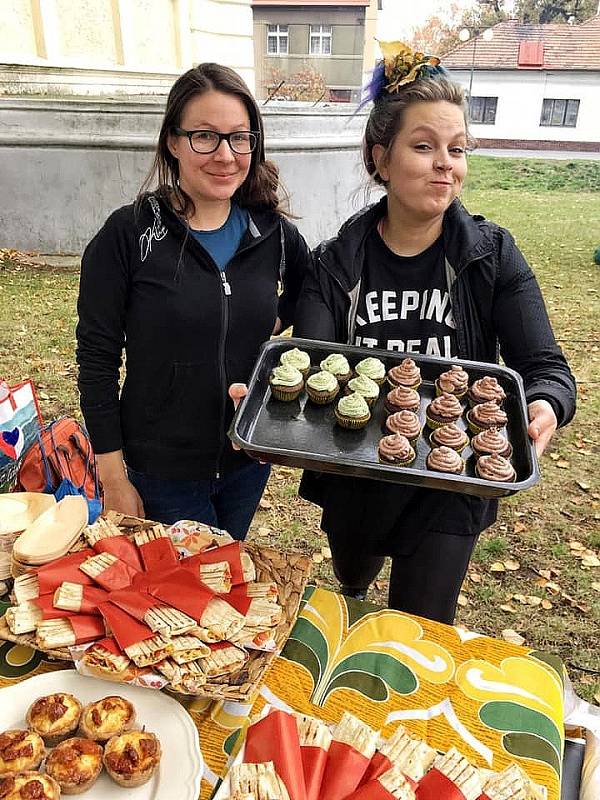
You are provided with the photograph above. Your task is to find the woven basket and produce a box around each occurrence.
[0,518,312,702]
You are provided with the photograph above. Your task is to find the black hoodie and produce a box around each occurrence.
[295,197,576,547]
[77,193,311,480]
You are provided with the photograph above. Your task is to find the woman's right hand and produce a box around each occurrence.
[228,383,248,450]
[102,476,145,517]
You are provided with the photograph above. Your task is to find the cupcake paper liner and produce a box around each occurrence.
[378,453,416,467]
[466,410,505,436]
[334,408,370,429]
[388,376,422,391]
[425,411,461,430]
[270,384,303,402]
[306,386,339,405]
[428,432,469,453]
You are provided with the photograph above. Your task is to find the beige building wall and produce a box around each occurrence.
[363,0,379,80]
[0,0,254,96]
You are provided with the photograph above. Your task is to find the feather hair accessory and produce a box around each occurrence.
[361,40,449,107]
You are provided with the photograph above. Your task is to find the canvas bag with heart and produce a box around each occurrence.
[0,379,44,490]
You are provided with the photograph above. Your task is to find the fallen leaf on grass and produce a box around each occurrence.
[513,521,527,534]
[259,498,272,510]
[556,460,570,469]
[569,540,586,551]
[504,559,520,571]
[500,604,518,613]
[257,526,271,537]
[321,546,331,559]
[502,629,526,646]
[594,693,600,706]
[311,553,323,564]
[490,562,506,573]
[577,481,591,491]
[550,453,560,461]
[374,580,389,591]
[457,594,469,607]
[469,572,482,584]
[591,582,600,593]
[541,599,553,610]
[582,554,600,568]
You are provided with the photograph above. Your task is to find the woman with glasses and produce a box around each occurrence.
[76,63,311,537]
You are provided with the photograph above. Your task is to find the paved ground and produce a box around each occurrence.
[476,148,600,160]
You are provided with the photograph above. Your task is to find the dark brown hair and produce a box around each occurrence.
[363,78,473,185]
[138,63,287,216]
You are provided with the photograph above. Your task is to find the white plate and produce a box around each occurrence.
[0,493,56,536]
[0,670,203,800]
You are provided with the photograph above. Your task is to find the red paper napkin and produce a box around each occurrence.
[344,780,402,800]
[416,769,467,800]
[145,569,214,622]
[301,745,328,800]
[89,558,139,592]
[184,541,245,585]
[97,601,154,651]
[138,537,179,572]
[68,614,106,644]
[219,585,253,616]
[77,586,109,614]
[94,535,143,571]
[37,549,95,594]
[244,710,306,800]
[108,589,163,621]
[477,795,492,800]
[361,752,393,786]
[33,594,78,619]
[319,741,371,800]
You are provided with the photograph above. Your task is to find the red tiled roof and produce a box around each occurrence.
[443,17,600,71]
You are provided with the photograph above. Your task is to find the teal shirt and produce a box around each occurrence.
[190,204,249,271]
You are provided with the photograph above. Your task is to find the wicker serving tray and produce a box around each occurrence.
[0,515,312,702]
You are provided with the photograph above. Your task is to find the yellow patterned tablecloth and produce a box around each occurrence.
[0,587,564,799]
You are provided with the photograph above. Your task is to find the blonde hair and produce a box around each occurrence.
[363,78,474,185]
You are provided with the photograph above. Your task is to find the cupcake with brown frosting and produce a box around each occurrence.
[471,427,512,459]
[468,375,506,407]
[425,392,463,429]
[387,358,421,390]
[384,386,420,414]
[429,423,469,453]
[426,446,464,474]
[385,410,422,445]
[475,452,516,482]
[378,434,416,467]
[435,364,469,399]
[467,401,508,434]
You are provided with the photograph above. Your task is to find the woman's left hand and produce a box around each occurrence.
[527,399,557,457]
[272,317,283,335]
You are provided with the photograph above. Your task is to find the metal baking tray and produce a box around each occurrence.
[229,338,540,499]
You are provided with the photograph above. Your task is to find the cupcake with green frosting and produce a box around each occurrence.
[354,356,386,385]
[344,374,380,407]
[320,353,352,385]
[334,392,371,429]
[269,364,304,401]
[306,370,339,405]
[279,347,311,378]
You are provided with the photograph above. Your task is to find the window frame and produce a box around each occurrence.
[468,96,498,125]
[540,98,580,128]
[267,24,289,56]
[309,23,332,56]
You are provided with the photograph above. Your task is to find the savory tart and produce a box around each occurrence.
[103,730,161,787]
[45,737,103,795]
[0,730,45,777]
[26,693,82,746]
[79,696,135,742]
[0,771,60,800]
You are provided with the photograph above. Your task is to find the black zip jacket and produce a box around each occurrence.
[77,193,311,480]
[294,197,576,543]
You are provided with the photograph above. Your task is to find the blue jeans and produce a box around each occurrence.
[127,462,271,540]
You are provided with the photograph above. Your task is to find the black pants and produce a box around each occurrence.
[328,529,478,625]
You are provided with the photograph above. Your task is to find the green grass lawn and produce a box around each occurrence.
[1,155,599,701]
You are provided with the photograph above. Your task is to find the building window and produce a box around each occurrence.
[329,89,352,103]
[267,24,288,55]
[540,98,579,127]
[310,24,332,55]
[469,96,497,124]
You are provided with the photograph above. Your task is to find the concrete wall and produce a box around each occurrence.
[452,68,600,144]
[0,98,373,252]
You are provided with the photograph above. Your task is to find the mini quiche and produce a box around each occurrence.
[79,696,135,742]
[0,730,45,777]
[45,737,103,795]
[0,771,61,800]
[26,693,82,746]
[103,730,161,787]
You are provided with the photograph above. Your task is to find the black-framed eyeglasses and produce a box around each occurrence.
[172,127,259,155]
